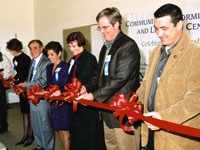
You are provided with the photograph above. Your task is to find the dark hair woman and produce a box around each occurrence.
[7,38,34,147]
[45,41,72,150]
[66,31,105,150]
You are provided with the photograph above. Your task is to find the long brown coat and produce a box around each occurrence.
[137,33,200,150]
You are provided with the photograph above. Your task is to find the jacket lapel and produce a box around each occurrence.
[98,46,107,85]
[108,31,123,56]
[160,33,188,79]
[27,59,34,81]
[145,47,161,96]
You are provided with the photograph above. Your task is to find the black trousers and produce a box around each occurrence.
[146,130,154,150]
[0,80,8,129]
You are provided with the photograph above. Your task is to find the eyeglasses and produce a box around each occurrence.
[97,24,112,31]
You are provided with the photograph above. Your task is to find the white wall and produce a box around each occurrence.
[33,0,200,46]
[0,0,35,103]
[2,0,200,103]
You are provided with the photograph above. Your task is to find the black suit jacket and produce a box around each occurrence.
[85,31,140,128]
[68,49,97,86]
[68,50,106,150]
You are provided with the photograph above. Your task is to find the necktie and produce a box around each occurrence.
[30,60,36,81]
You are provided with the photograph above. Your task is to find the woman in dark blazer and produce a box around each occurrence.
[66,31,105,150]
[45,41,72,150]
[7,38,34,147]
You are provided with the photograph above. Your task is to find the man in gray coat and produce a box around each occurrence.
[18,40,54,150]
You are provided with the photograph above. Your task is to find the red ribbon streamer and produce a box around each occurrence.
[56,97,200,138]
[0,74,15,88]
[44,85,65,107]
[41,78,200,138]
[109,92,142,131]
[2,75,200,138]
[63,78,82,111]
[0,74,26,96]
[26,84,43,104]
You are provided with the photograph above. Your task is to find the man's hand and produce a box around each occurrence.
[144,111,162,131]
[79,85,87,95]
[51,90,62,97]
[17,82,26,88]
[35,90,47,95]
[76,92,94,101]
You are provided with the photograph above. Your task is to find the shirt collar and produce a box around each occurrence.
[104,40,113,50]
[34,53,43,67]
[104,31,120,50]
[161,43,177,56]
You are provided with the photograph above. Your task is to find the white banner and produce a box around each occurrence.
[124,4,200,76]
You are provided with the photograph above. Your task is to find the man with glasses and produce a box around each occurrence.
[79,7,141,150]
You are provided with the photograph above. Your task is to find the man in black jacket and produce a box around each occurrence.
[79,7,141,150]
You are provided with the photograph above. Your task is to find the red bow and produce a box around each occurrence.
[109,92,142,131]
[45,85,64,107]
[63,78,82,111]
[44,85,60,102]
[0,74,15,88]
[0,74,26,96]
[63,78,82,99]
[5,75,200,138]
[27,84,42,104]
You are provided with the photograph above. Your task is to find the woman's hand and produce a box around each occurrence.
[76,92,94,101]
[51,90,62,97]
[35,90,47,95]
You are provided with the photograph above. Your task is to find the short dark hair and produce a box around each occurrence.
[67,31,86,47]
[28,39,43,48]
[154,4,183,26]
[45,41,63,55]
[96,7,122,29]
[6,38,23,52]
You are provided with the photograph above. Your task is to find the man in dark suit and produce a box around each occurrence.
[79,7,141,150]
[18,40,54,150]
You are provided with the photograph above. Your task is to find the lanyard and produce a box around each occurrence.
[55,67,61,82]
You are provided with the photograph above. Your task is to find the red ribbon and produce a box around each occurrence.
[2,75,200,138]
[109,92,142,131]
[0,74,26,96]
[42,78,200,138]
[43,85,60,101]
[26,78,82,109]
[44,85,65,107]
[63,78,82,111]
[26,84,42,104]
[0,74,15,88]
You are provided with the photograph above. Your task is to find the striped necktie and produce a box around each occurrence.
[30,60,36,81]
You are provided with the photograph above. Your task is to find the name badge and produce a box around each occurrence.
[105,55,111,62]
[14,60,18,68]
[104,55,111,76]
[33,69,37,75]
[157,77,160,84]
[68,59,75,74]
[55,67,61,81]
[55,67,61,72]
[14,60,18,66]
